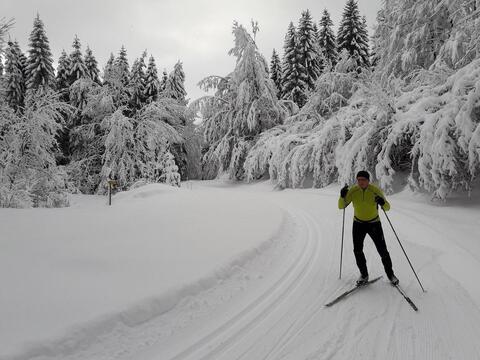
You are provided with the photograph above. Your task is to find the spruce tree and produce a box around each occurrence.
[103,52,115,84]
[144,55,160,103]
[25,14,55,90]
[297,9,321,91]
[162,151,181,187]
[359,16,370,67]
[84,46,100,83]
[56,50,70,99]
[4,41,26,111]
[18,46,28,79]
[114,46,130,86]
[319,9,338,68]
[281,22,306,106]
[129,50,147,109]
[337,0,370,69]
[68,35,88,85]
[160,69,168,91]
[165,61,187,103]
[269,49,282,97]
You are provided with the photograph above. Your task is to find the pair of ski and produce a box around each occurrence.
[325,276,418,311]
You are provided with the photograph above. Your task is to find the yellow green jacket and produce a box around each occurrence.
[338,184,390,222]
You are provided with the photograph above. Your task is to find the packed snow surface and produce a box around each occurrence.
[1,180,480,360]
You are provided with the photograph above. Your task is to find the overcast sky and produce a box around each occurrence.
[1,0,383,102]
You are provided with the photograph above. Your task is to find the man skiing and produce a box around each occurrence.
[338,170,399,286]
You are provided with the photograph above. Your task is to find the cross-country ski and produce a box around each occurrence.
[393,283,419,312]
[325,276,383,307]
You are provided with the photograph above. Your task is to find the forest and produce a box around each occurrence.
[1,0,479,207]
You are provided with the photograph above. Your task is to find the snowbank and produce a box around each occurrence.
[0,183,285,360]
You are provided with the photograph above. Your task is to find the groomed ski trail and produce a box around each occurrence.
[23,183,480,360]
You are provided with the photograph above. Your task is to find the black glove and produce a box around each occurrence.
[340,185,349,198]
[375,196,385,206]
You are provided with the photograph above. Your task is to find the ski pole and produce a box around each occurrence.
[382,209,426,292]
[339,201,345,279]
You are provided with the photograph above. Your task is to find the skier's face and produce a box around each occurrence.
[357,177,369,189]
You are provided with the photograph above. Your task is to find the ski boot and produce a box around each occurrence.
[356,274,369,286]
[388,274,399,285]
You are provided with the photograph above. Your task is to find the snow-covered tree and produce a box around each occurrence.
[25,14,55,90]
[68,35,88,85]
[337,0,370,69]
[244,52,360,187]
[0,90,73,207]
[297,9,322,90]
[160,68,168,91]
[56,50,70,95]
[114,46,130,86]
[68,82,114,193]
[373,0,480,79]
[318,9,338,67]
[270,49,282,96]
[134,101,183,182]
[192,21,289,180]
[103,53,115,84]
[84,46,100,83]
[281,22,306,106]
[129,51,147,109]
[161,151,181,187]
[4,41,26,111]
[144,55,160,103]
[165,61,187,103]
[100,107,136,190]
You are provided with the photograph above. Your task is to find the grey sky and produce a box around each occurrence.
[1,0,382,102]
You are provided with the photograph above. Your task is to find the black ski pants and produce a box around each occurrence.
[352,220,394,278]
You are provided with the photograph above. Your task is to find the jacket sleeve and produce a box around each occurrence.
[375,187,390,211]
[338,189,352,209]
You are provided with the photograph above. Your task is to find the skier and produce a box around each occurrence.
[338,170,399,286]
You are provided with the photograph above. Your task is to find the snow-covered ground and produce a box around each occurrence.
[2,180,480,360]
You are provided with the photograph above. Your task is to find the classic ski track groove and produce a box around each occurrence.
[168,208,321,360]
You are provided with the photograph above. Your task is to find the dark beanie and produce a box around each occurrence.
[356,170,370,180]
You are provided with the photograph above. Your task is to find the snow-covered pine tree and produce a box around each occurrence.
[25,14,55,90]
[103,53,115,84]
[269,48,282,97]
[68,81,114,193]
[114,46,130,86]
[68,35,88,85]
[165,61,187,103]
[129,51,147,109]
[372,0,479,79]
[161,151,181,187]
[313,22,319,43]
[84,46,100,84]
[144,55,160,103]
[134,101,183,182]
[318,9,338,67]
[102,51,130,108]
[4,41,26,111]
[160,69,168,91]
[281,22,306,106]
[337,0,370,69]
[100,107,136,190]
[297,9,322,91]
[18,46,28,90]
[56,50,71,96]
[0,90,73,207]
[55,50,71,158]
[193,21,288,180]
